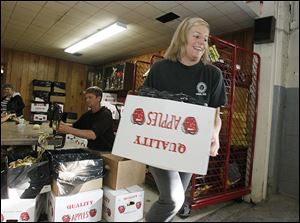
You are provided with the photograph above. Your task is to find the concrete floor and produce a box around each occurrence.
[140,184,299,222]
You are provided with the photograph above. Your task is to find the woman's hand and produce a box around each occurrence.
[210,133,220,157]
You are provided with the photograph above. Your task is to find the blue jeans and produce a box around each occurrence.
[145,166,192,222]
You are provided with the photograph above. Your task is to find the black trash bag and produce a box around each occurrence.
[1,152,8,199]
[6,149,51,199]
[47,149,104,195]
[138,86,203,105]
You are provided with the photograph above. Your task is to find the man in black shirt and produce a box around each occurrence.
[57,86,115,152]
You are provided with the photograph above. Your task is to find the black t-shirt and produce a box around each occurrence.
[143,59,227,108]
[73,107,115,151]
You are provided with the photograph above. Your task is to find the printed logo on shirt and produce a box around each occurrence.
[196,82,207,96]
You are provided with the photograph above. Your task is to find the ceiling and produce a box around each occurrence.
[1,1,259,65]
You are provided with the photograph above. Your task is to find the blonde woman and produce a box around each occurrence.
[143,17,226,222]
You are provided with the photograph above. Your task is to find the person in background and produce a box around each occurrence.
[142,17,227,222]
[1,113,16,123]
[57,86,115,152]
[1,83,25,117]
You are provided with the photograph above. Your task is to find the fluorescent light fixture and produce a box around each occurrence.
[64,21,127,54]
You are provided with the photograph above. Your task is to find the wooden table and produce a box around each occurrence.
[1,121,62,146]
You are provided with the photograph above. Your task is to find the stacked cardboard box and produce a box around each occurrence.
[50,82,66,104]
[47,149,104,222]
[1,149,51,222]
[31,79,52,123]
[101,154,146,221]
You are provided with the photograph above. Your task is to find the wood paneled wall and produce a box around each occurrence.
[1,48,89,120]
[218,28,254,50]
[1,28,254,120]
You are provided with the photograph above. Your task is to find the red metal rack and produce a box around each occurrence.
[133,36,261,211]
[190,35,261,209]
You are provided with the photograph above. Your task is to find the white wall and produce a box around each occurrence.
[286,1,299,88]
[248,1,299,202]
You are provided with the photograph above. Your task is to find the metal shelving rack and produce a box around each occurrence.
[190,35,261,209]
[132,35,261,211]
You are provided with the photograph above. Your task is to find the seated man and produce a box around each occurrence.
[57,86,115,152]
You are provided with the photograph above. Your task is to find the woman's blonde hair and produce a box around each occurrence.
[164,17,210,64]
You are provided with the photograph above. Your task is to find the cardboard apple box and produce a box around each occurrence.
[102,154,146,190]
[112,95,216,175]
[52,178,103,196]
[1,193,45,222]
[103,185,144,222]
[48,189,103,222]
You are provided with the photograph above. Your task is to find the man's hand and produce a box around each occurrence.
[57,121,97,140]
[57,122,70,134]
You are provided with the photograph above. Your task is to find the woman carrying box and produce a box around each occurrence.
[142,17,227,222]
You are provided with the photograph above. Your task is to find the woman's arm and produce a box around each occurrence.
[210,107,222,156]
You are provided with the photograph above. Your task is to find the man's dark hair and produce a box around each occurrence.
[85,86,103,98]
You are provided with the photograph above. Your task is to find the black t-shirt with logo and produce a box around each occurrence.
[73,106,115,151]
[143,59,227,108]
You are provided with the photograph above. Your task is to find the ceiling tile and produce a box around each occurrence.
[1,1,16,12]
[209,16,235,27]
[208,1,225,6]
[215,2,242,15]
[88,10,118,27]
[104,2,131,16]
[168,5,194,18]
[29,1,47,7]
[164,19,181,30]
[44,1,70,14]
[56,1,78,7]
[147,1,180,11]
[181,1,213,13]
[227,11,252,23]
[119,11,147,24]
[116,1,145,10]
[73,1,99,15]
[85,1,111,9]
[196,7,225,21]
[1,1,255,65]
[66,8,91,20]
[134,3,164,19]
[16,1,42,12]
[12,8,35,18]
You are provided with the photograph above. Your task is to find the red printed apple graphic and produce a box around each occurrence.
[131,108,145,125]
[107,208,111,217]
[20,212,30,221]
[89,209,97,217]
[136,201,142,209]
[1,213,4,222]
[62,215,70,222]
[118,205,126,213]
[182,117,198,135]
